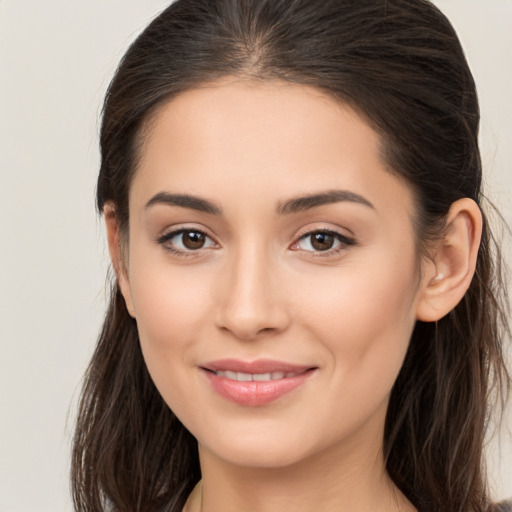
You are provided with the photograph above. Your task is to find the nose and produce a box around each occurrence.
[214,247,290,340]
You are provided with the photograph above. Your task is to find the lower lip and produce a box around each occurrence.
[203,369,314,406]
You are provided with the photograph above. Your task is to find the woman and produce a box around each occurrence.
[71,0,511,511]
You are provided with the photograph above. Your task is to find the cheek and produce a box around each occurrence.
[294,252,419,392]
[127,253,216,392]
[129,237,217,329]
[132,270,211,335]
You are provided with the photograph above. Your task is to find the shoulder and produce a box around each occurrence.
[493,500,512,512]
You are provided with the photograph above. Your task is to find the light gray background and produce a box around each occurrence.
[0,1,510,511]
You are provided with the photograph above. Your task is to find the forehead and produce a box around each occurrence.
[131,79,415,223]
[140,79,376,169]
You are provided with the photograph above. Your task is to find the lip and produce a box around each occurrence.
[202,358,314,374]
[201,359,317,406]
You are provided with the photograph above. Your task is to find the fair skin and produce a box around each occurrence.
[105,79,482,512]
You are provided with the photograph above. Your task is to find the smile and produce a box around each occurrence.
[201,359,317,406]
[213,371,301,381]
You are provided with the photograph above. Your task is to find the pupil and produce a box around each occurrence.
[183,231,205,249]
[312,233,334,251]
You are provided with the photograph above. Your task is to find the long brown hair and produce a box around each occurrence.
[72,1,511,510]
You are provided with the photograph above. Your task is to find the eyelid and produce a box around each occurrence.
[156,225,219,256]
[289,227,356,255]
[155,224,355,258]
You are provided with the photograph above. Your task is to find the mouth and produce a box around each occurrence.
[210,370,305,381]
[200,359,317,406]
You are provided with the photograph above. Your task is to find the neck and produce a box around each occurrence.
[193,430,414,512]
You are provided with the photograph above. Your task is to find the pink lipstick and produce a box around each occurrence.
[201,359,316,406]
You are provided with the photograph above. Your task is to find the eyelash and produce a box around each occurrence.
[292,229,356,257]
[157,228,216,258]
[156,228,356,258]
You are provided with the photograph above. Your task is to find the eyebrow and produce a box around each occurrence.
[144,192,222,215]
[144,189,375,216]
[276,190,375,215]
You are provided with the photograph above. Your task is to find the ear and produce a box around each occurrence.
[416,198,482,322]
[104,202,136,318]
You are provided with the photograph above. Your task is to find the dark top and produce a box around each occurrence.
[494,500,512,512]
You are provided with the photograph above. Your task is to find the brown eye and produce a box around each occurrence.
[294,230,356,254]
[182,231,206,249]
[310,232,335,251]
[158,228,216,254]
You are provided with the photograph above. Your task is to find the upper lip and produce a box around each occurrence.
[201,359,316,374]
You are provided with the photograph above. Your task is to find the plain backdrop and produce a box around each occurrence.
[0,1,510,511]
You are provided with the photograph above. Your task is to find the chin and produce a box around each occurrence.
[194,417,347,471]
[203,438,313,469]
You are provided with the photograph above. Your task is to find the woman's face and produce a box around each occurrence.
[119,80,430,468]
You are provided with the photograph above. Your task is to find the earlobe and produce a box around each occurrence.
[416,198,482,322]
[104,202,136,318]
